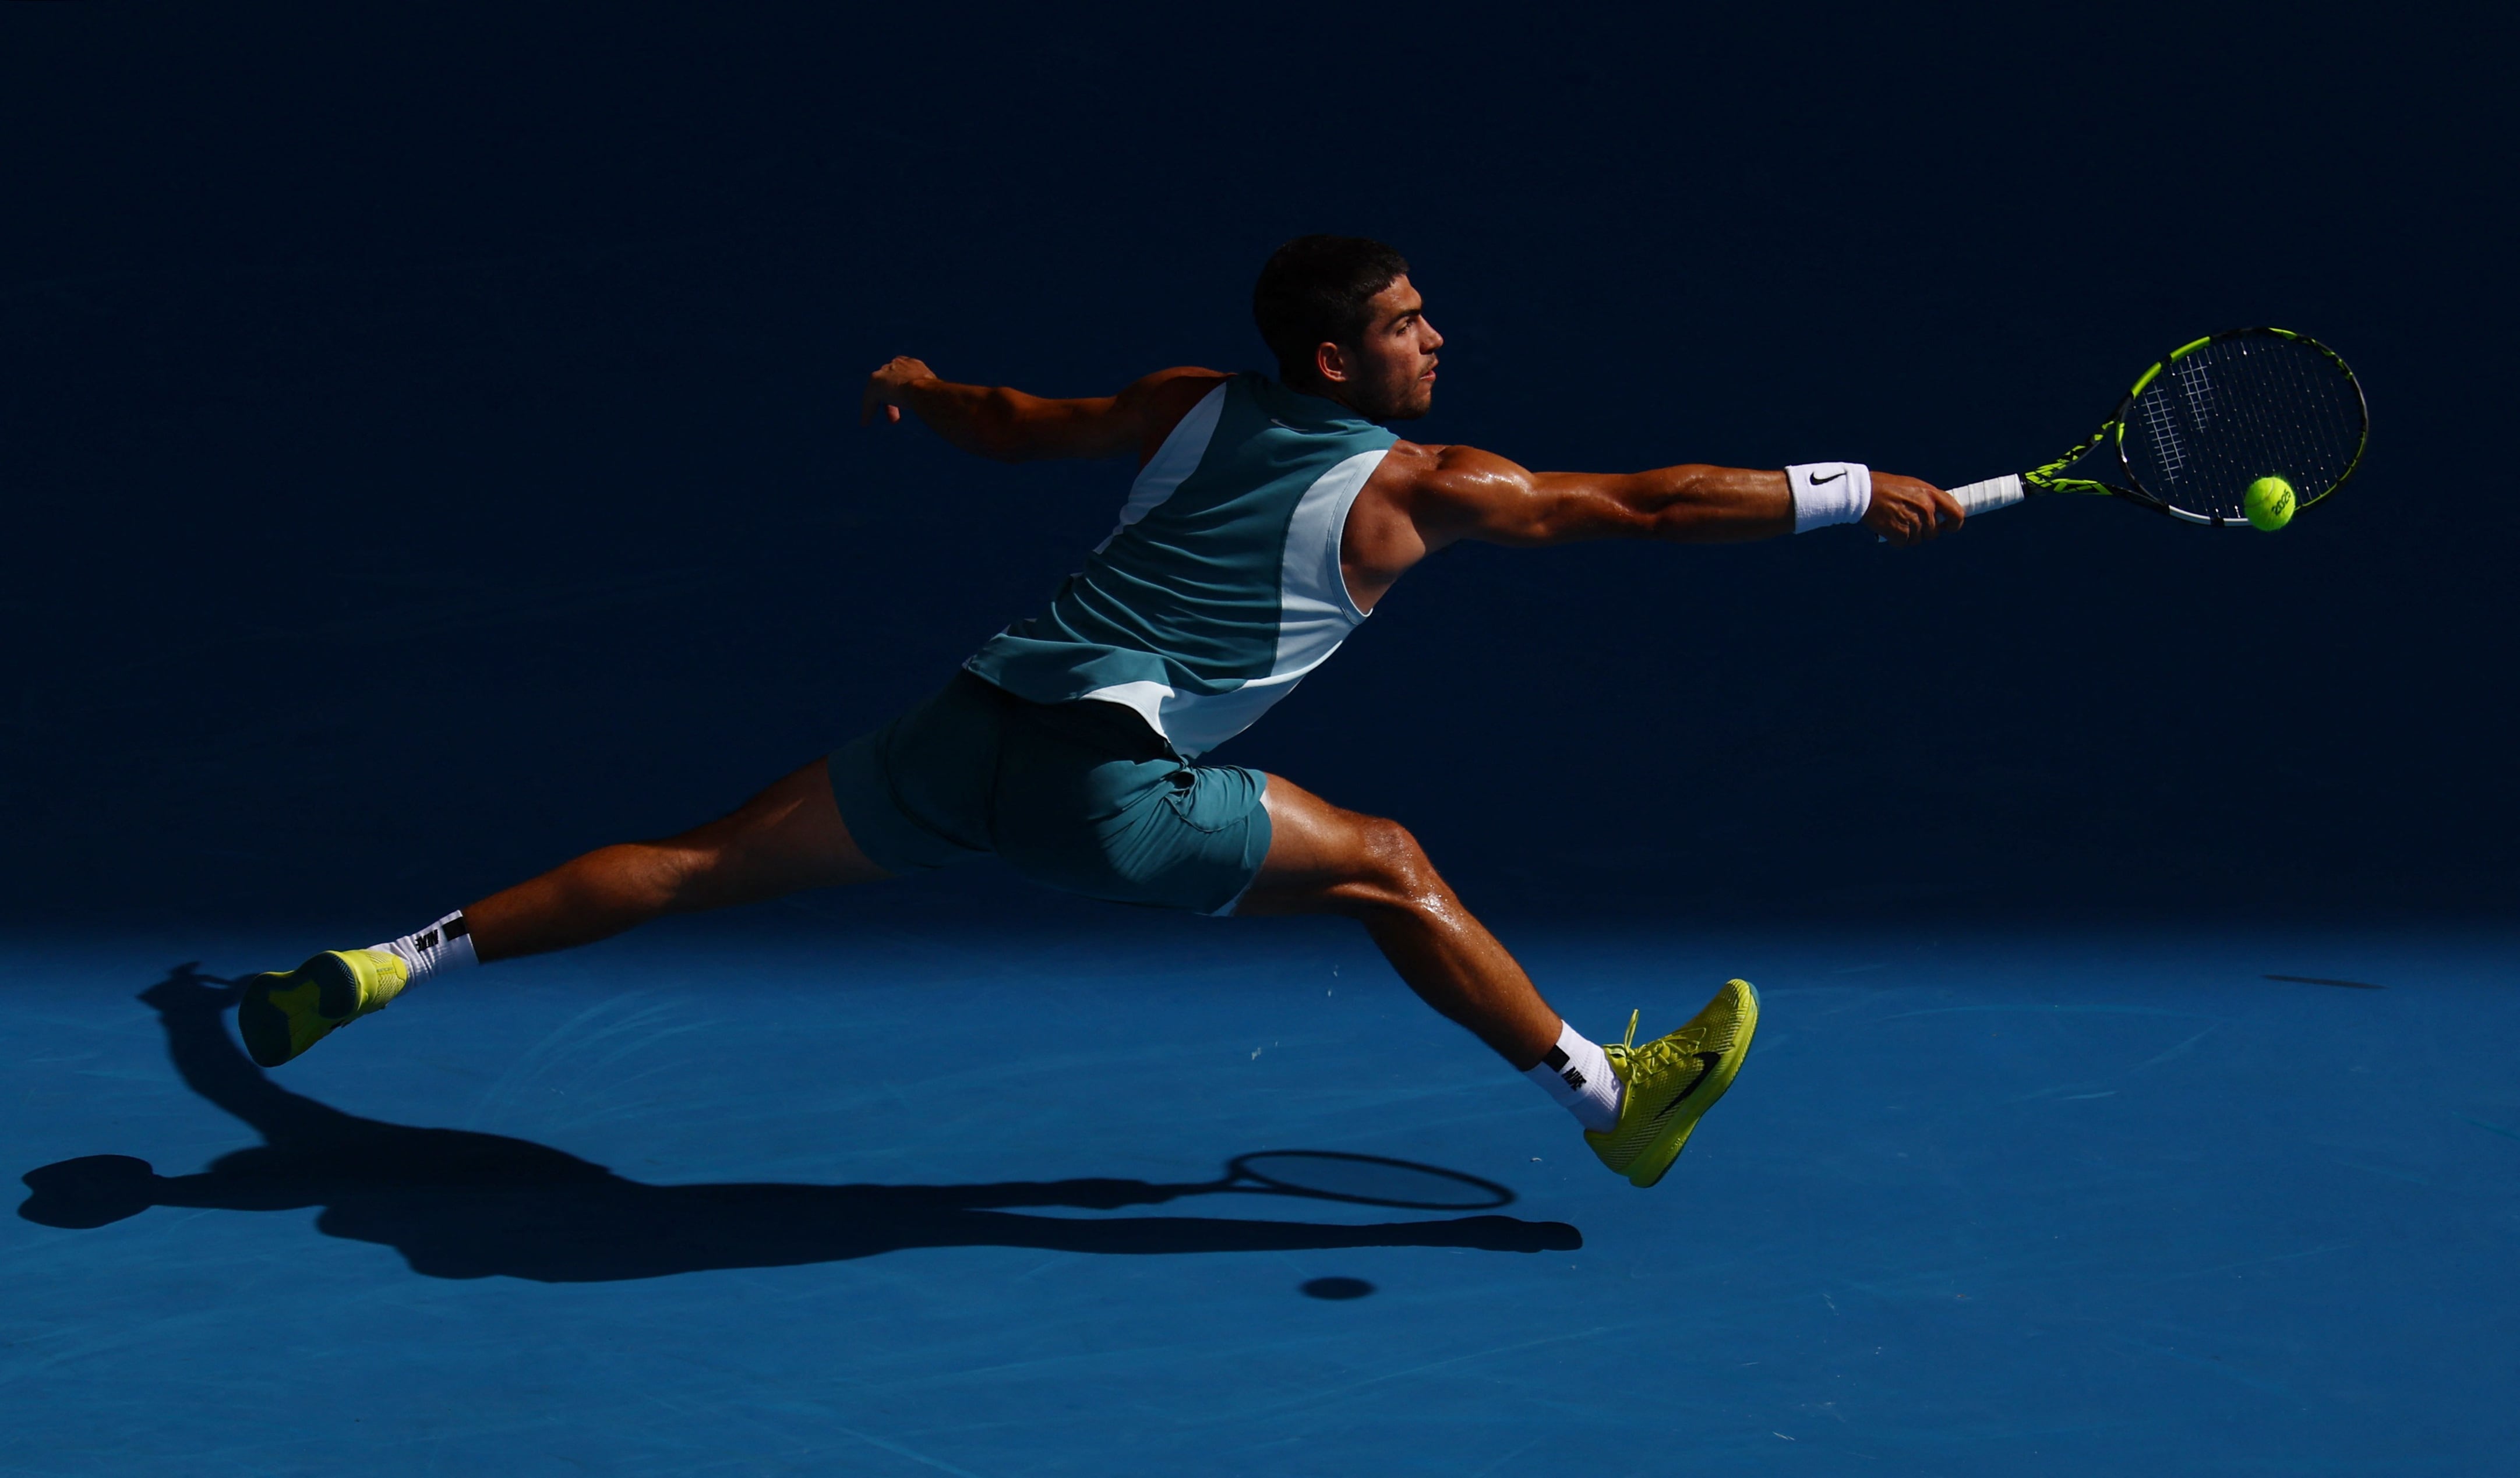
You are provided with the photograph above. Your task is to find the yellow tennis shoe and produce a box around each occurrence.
[237,948,410,1067]
[1584,978,1760,1187]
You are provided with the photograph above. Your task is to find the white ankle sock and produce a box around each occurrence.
[1524,1020,1623,1132]
[367,910,478,986]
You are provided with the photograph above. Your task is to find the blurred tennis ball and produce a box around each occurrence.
[2243,475,2296,531]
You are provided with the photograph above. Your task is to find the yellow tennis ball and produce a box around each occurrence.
[2244,475,2296,531]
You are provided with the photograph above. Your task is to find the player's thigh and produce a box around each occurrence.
[1236,773,1418,915]
[687,758,892,893]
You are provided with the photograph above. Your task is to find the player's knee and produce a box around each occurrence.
[647,793,781,907]
[1344,815,1443,910]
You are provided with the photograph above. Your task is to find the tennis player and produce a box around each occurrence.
[241,236,1960,1187]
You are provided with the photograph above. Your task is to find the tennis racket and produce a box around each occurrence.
[1946,327,2368,527]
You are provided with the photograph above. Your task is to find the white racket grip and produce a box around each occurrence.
[1948,473,2025,516]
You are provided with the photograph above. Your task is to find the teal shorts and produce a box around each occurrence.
[827,671,1273,915]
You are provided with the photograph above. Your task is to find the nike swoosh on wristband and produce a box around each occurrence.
[1807,469,1848,486]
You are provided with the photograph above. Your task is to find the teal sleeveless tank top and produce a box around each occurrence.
[963,374,1397,758]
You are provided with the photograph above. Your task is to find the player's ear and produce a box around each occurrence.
[1315,341,1350,385]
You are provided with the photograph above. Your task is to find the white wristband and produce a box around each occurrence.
[1787,462,1872,533]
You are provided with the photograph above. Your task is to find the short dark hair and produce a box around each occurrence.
[1252,235,1411,386]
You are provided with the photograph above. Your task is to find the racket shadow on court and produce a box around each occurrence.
[16,966,1579,1283]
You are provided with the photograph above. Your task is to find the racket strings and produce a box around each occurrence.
[2279,341,2367,504]
[2121,332,2366,521]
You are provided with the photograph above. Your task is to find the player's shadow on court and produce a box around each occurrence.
[16,967,1579,1282]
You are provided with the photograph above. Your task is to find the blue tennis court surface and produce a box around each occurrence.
[5,2,2511,1472]
[9,907,2512,1475]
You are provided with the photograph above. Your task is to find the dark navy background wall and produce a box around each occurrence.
[2,3,2510,931]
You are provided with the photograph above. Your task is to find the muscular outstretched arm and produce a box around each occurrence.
[1414,444,1955,548]
[860,358,1227,464]
[1342,443,1961,604]
[1416,450,1798,544]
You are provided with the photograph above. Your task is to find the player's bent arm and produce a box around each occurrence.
[861,359,1229,463]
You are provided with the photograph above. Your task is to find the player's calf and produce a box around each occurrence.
[1242,777,1760,1184]
[235,759,887,1067]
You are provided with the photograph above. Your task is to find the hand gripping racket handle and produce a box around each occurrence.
[1946,473,2025,517]
[1875,472,2025,542]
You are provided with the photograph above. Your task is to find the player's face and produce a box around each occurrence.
[1327,276,1442,420]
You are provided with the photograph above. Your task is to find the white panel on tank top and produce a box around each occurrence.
[1273,446,1379,666]
[1092,380,1228,554]
[1155,447,1385,758]
[1075,678,1174,746]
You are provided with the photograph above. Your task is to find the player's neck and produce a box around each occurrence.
[1282,376,1381,423]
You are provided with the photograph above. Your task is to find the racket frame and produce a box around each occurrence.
[2019,326,2369,526]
